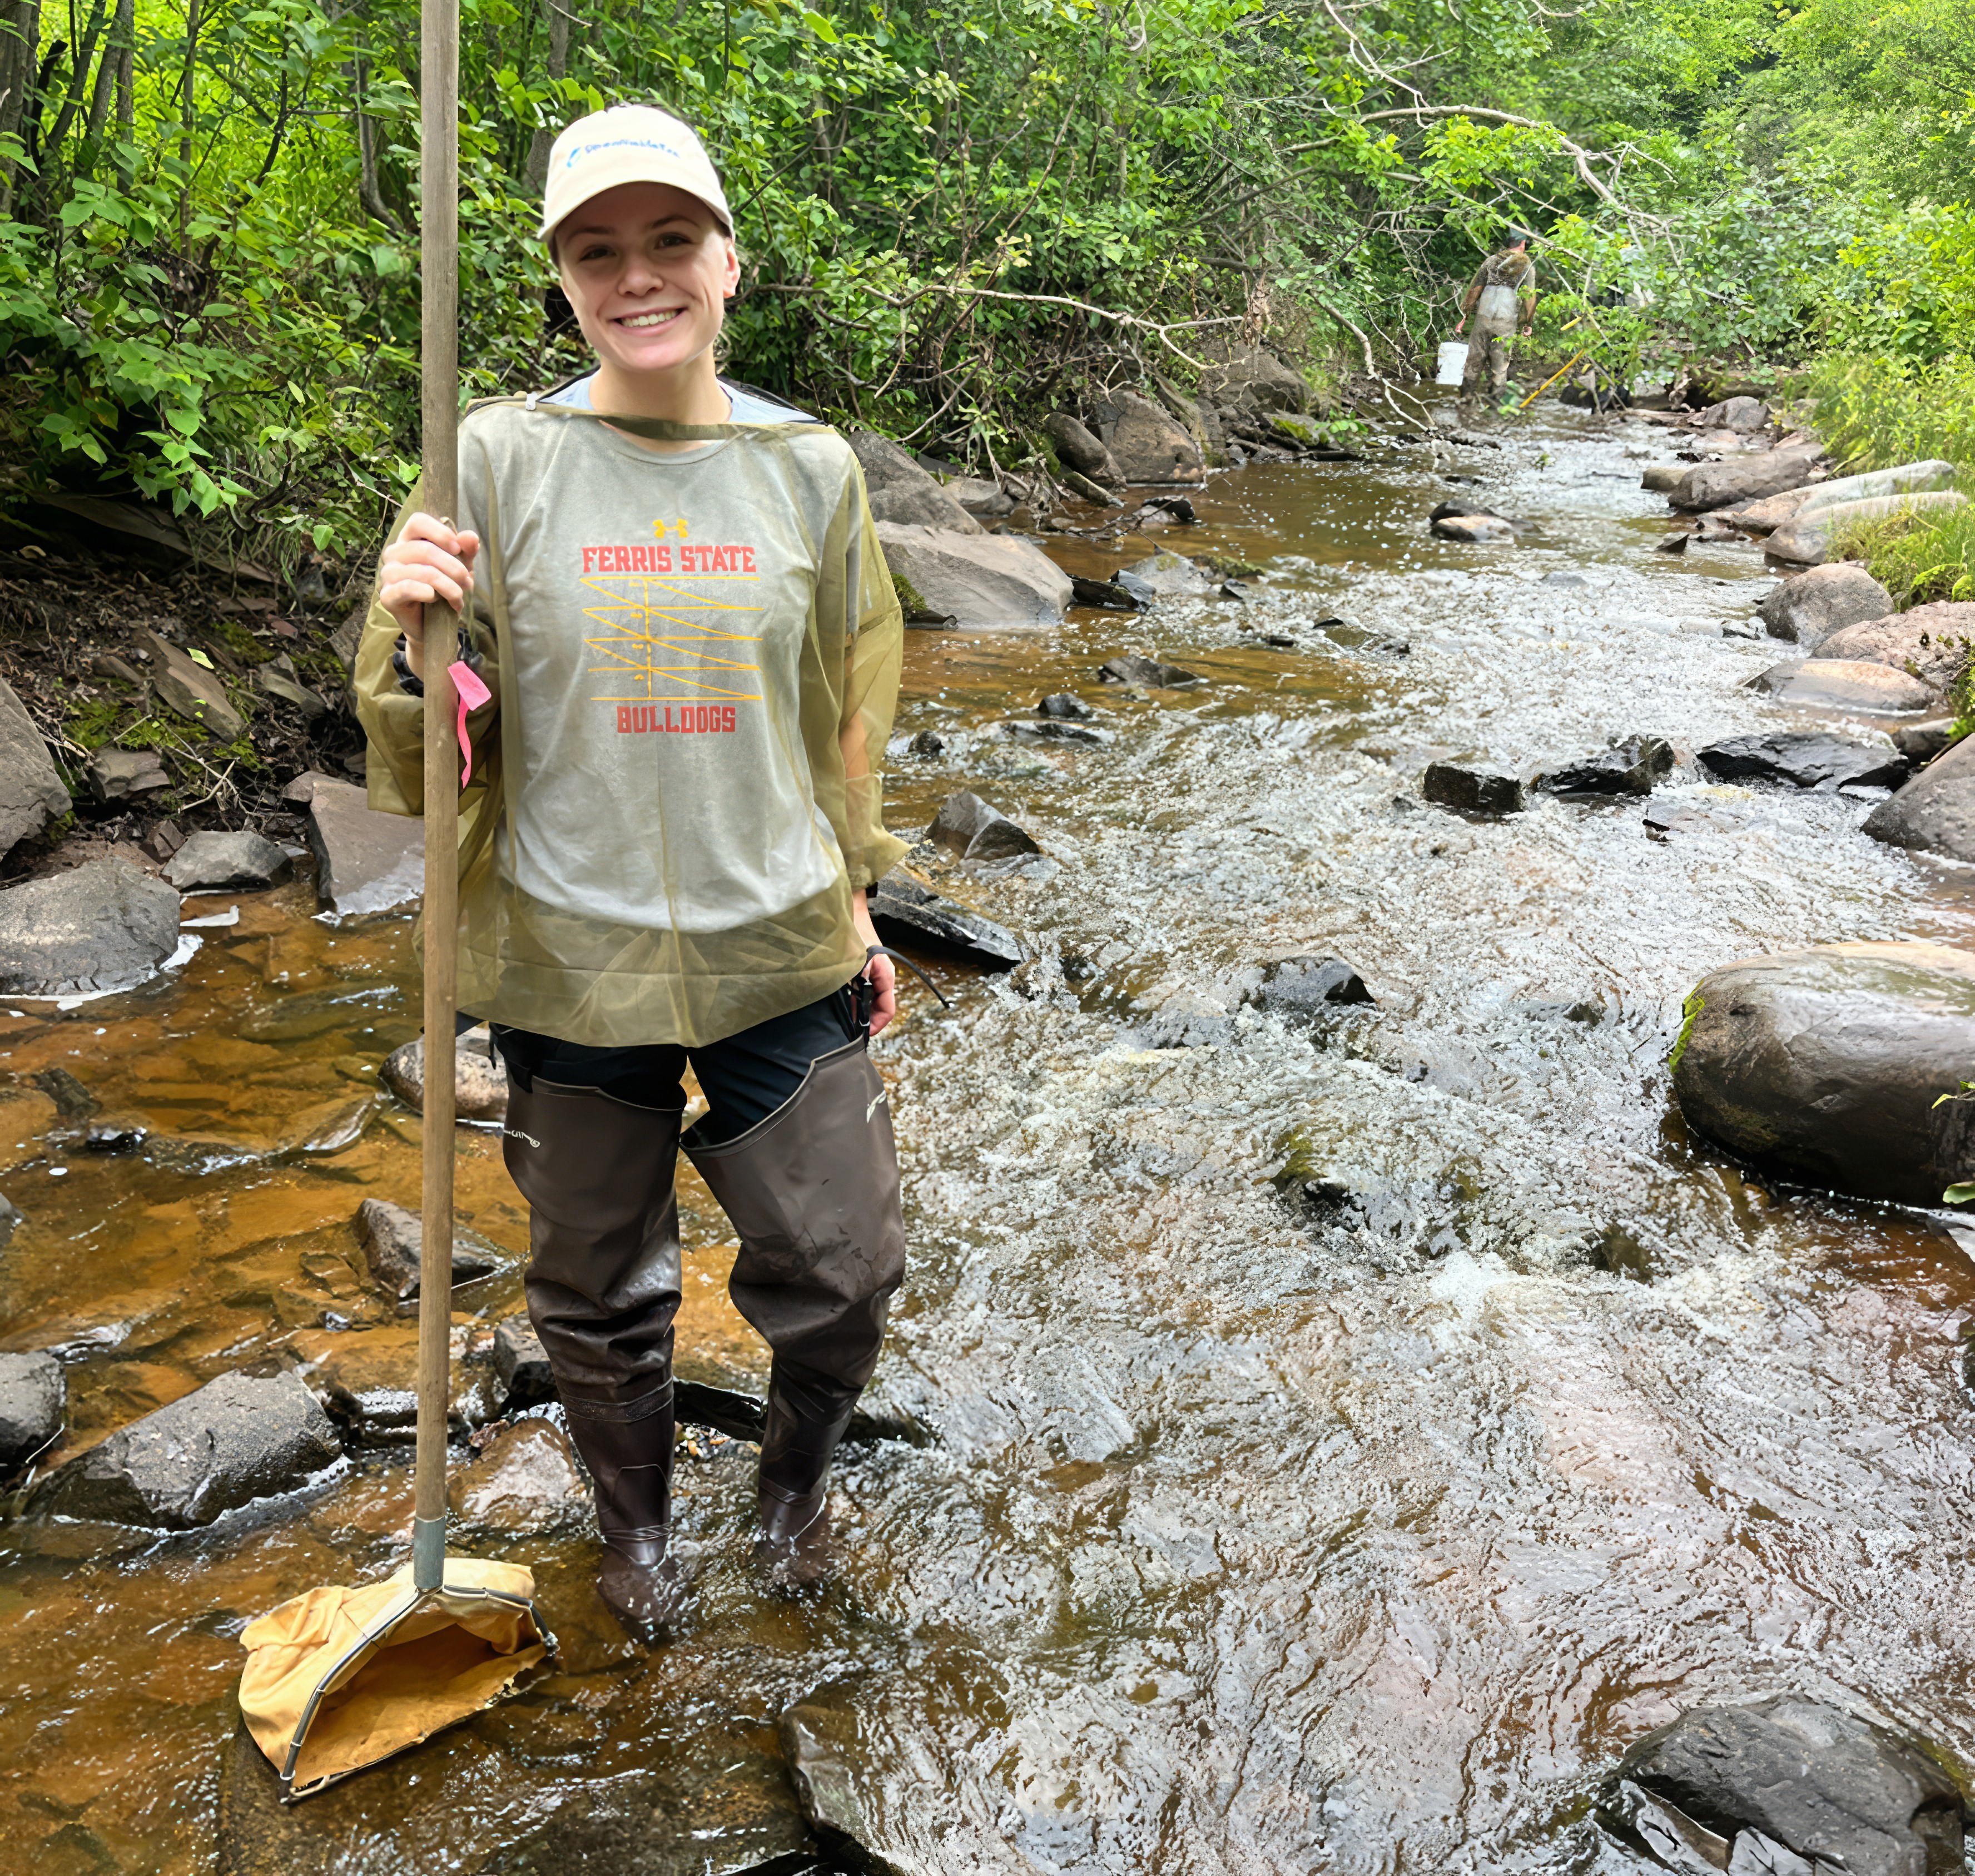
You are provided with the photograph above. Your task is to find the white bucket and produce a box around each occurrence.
[1436,341,1469,386]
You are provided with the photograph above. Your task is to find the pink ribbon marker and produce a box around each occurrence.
[450,661,492,786]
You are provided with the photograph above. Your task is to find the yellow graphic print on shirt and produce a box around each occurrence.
[578,519,765,736]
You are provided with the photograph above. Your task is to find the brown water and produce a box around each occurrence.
[5,402,1974,1875]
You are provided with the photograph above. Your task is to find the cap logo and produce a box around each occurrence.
[564,134,694,170]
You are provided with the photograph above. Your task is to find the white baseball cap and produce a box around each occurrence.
[538,105,733,244]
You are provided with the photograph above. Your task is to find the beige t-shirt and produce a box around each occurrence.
[358,400,909,1047]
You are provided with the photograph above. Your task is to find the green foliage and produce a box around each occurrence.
[1809,353,1975,473]
[0,0,1966,540]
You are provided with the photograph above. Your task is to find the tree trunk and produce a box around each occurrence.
[354,57,400,229]
[0,0,39,209]
[178,0,200,244]
[84,0,130,145]
[43,0,113,159]
[523,0,569,193]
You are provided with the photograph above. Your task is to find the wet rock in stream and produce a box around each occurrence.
[354,1197,503,1301]
[1097,653,1202,688]
[1244,955,1375,1024]
[1894,720,1956,765]
[1038,692,1093,719]
[875,522,1071,631]
[1542,737,1675,796]
[781,1682,914,1876]
[26,1369,339,1528]
[448,1418,589,1533]
[867,867,1022,966]
[494,1314,554,1409]
[1672,941,1975,1208]
[0,858,181,996]
[1431,512,1517,543]
[1696,732,1907,791]
[1866,729,1975,862]
[1069,573,1145,612]
[1749,657,1936,714]
[1814,600,1975,694]
[303,1325,500,1441]
[0,1349,65,1472]
[163,828,293,891]
[1669,446,1821,513]
[379,1026,509,1121]
[927,788,1041,861]
[1115,550,1213,602]
[996,717,1113,747]
[217,1714,816,1876]
[1423,761,1528,816]
[1759,563,1895,647]
[1599,1695,1967,1876]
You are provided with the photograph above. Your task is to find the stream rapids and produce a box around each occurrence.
[2,399,1972,1876]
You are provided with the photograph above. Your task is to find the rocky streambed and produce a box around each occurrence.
[3,396,1974,1874]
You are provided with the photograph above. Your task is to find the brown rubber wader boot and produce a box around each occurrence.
[503,1074,692,1643]
[683,1034,906,1590]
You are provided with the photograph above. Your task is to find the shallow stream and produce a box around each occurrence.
[4,399,1973,1876]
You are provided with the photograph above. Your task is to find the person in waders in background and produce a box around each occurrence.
[1453,230,1538,421]
[355,103,912,1644]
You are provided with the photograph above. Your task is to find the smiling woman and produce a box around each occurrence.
[352,105,915,1653]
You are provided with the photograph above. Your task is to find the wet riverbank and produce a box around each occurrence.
[4,400,1973,1874]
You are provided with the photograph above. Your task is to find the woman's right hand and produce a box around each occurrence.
[378,513,480,680]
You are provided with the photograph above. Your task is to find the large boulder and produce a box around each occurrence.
[0,1351,64,1472]
[26,1370,339,1528]
[1794,458,1958,518]
[1671,941,1975,1206]
[1041,412,1123,487]
[1759,563,1895,647]
[1698,732,1905,791]
[844,430,981,534]
[1767,490,1969,567]
[1602,1695,1966,1876]
[164,829,292,892]
[1695,395,1767,431]
[1669,448,1821,512]
[1088,389,1204,485]
[873,523,1071,630]
[378,1027,509,1122]
[140,629,247,741]
[1751,658,1935,713]
[306,777,423,916]
[1865,729,1975,861]
[0,859,181,996]
[1202,346,1311,413]
[1815,600,1975,695]
[0,674,70,858]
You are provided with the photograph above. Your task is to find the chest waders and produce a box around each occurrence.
[500,990,909,1637]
